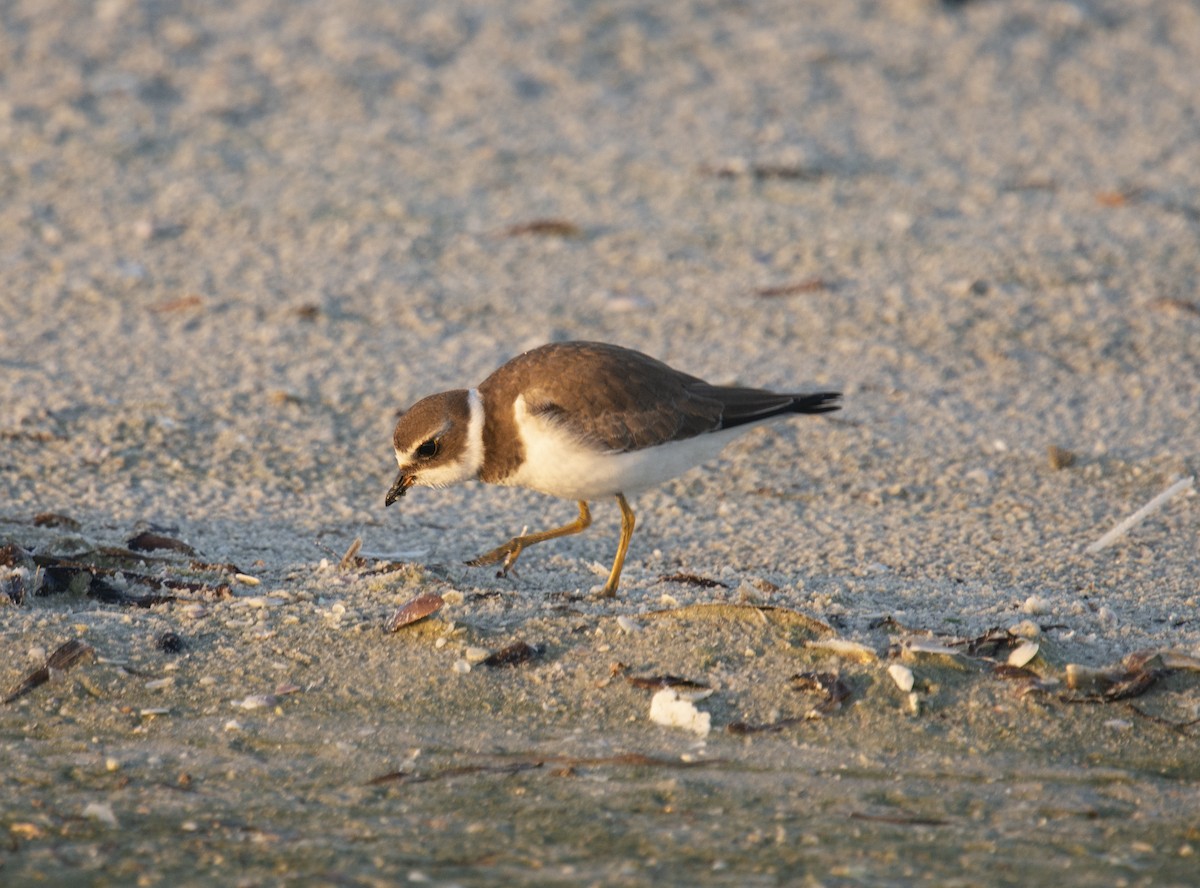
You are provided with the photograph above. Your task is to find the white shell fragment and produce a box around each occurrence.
[887,663,915,693]
[1007,640,1040,668]
[233,694,276,710]
[906,692,921,716]
[649,689,711,737]
[902,638,961,657]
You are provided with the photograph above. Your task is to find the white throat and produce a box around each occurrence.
[462,387,485,476]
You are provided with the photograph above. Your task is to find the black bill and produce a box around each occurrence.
[385,472,415,507]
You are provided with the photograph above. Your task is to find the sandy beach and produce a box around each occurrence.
[2,1,1199,884]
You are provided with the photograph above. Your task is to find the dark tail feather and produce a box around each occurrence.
[717,390,842,431]
[789,392,842,415]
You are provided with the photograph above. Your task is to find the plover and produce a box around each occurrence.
[386,341,840,597]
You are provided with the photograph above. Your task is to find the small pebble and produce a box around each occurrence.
[905,692,921,716]
[1021,595,1051,616]
[82,802,118,827]
[1047,445,1077,470]
[452,659,471,674]
[1008,619,1042,639]
[233,695,276,710]
[463,647,490,663]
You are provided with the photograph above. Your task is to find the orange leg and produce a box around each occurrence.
[467,500,593,576]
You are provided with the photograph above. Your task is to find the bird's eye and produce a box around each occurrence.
[416,439,439,459]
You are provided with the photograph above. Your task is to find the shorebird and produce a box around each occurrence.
[386,341,840,597]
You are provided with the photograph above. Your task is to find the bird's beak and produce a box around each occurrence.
[385,472,415,507]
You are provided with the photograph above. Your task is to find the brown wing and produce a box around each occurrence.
[480,341,838,454]
[481,341,719,452]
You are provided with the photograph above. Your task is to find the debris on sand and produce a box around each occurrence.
[1086,475,1194,553]
[4,639,95,704]
[387,593,445,631]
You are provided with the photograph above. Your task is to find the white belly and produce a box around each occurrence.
[504,407,745,501]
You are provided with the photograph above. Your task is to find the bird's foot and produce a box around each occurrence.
[589,572,621,599]
[466,539,525,576]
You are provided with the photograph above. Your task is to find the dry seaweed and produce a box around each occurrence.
[481,642,544,668]
[727,672,852,733]
[32,553,230,601]
[0,543,30,568]
[625,674,710,691]
[1062,663,1167,703]
[791,671,853,712]
[126,531,198,556]
[90,578,176,608]
[501,219,583,238]
[32,512,80,529]
[956,627,1016,659]
[849,811,949,827]
[727,717,808,735]
[4,639,95,704]
[755,278,829,298]
[702,161,826,181]
[338,537,364,570]
[368,761,543,786]
[657,573,728,589]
